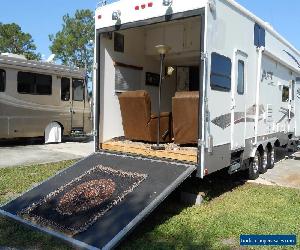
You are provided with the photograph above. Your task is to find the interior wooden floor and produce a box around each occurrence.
[102,137,198,163]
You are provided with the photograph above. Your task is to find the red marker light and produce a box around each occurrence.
[135,5,139,10]
[97,15,102,19]
[148,2,153,7]
[141,4,146,9]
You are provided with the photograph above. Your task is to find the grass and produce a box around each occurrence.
[0,161,299,250]
[0,160,76,250]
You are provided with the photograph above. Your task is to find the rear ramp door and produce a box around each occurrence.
[0,152,196,249]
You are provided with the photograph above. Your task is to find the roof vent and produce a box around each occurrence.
[1,53,27,60]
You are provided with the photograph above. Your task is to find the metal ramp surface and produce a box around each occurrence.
[0,152,196,250]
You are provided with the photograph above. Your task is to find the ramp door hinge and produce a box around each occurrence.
[91,130,98,136]
[201,52,208,61]
[198,139,205,147]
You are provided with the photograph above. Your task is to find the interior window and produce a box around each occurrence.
[237,60,245,95]
[282,86,289,102]
[254,23,266,47]
[72,78,84,101]
[17,72,52,95]
[0,69,5,92]
[61,77,70,101]
[114,32,124,53]
[210,52,232,92]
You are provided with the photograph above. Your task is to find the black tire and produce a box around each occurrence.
[267,146,275,169]
[260,150,268,174]
[248,150,260,180]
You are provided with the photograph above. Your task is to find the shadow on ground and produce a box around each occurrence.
[0,136,93,148]
[120,147,298,249]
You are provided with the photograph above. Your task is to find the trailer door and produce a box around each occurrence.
[295,77,300,137]
[71,78,85,130]
[231,50,248,150]
[1,152,196,250]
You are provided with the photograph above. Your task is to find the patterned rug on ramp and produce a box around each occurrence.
[19,165,147,236]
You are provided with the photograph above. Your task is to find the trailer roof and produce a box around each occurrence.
[0,54,85,78]
[95,0,300,58]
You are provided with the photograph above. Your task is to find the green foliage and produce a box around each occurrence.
[0,22,41,60]
[49,9,94,77]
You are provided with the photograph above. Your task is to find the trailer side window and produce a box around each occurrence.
[237,60,245,95]
[17,72,52,95]
[72,78,84,101]
[282,86,289,102]
[61,77,70,101]
[210,52,232,92]
[254,23,265,47]
[0,69,5,92]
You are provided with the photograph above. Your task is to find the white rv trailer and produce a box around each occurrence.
[2,1,300,249]
[93,0,300,179]
[0,53,92,143]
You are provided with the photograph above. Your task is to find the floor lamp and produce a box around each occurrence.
[151,44,171,151]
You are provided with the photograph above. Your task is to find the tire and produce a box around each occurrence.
[44,122,62,144]
[267,146,275,169]
[248,150,260,180]
[260,150,268,174]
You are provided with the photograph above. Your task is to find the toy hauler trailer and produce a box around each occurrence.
[93,0,300,179]
[0,53,92,143]
[1,0,300,249]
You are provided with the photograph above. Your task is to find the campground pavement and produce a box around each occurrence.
[0,139,299,190]
[0,139,94,168]
[249,148,300,189]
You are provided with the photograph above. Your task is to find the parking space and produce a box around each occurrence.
[0,140,94,168]
[250,148,300,189]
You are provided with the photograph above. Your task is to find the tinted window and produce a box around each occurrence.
[210,52,232,91]
[72,78,84,101]
[282,86,289,102]
[237,60,245,95]
[17,72,52,95]
[0,69,5,92]
[254,23,265,47]
[61,77,70,101]
[36,74,52,95]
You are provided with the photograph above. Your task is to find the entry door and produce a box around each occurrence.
[231,50,248,150]
[294,77,300,136]
[71,78,85,129]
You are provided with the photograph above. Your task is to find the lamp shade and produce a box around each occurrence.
[155,45,171,55]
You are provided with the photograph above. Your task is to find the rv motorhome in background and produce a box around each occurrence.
[2,1,300,249]
[0,53,92,143]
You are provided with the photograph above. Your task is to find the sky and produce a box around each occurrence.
[1,0,300,59]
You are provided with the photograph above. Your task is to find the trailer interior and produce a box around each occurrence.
[99,15,203,163]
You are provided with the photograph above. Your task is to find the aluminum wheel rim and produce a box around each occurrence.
[271,148,275,166]
[263,151,268,170]
[253,154,259,173]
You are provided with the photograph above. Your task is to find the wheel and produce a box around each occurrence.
[248,150,260,180]
[267,146,275,169]
[44,122,62,144]
[260,150,268,174]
